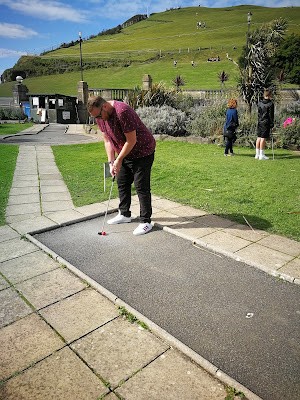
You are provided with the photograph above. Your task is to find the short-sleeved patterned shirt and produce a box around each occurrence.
[97,101,156,160]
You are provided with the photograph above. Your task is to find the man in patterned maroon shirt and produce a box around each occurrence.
[87,96,156,236]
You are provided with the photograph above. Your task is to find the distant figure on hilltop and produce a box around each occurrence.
[174,60,177,68]
[203,21,206,28]
[191,60,195,67]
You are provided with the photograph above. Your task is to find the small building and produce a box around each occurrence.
[28,93,77,124]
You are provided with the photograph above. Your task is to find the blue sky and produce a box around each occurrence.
[0,0,298,77]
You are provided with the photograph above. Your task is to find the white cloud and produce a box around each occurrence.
[0,48,28,58]
[0,0,90,23]
[0,23,38,38]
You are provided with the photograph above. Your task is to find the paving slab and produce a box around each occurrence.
[7,193,40,205]
[200,230,252,253]
[71,318,169,388]
[9,180,39,188]
[257,234,300,257]
[8,186,39,196]
[9,215,57,235]
[0,287,33,328]
[12,175,39,183]
[0,251,59,284]
[117,348,227,399]
[152,198,182,210]
[41,192,72,202]
[14,167,38,174]
[40,289,119,342]
[170,220,217,238]
[0,225,19,243]
[5,203,41,216]
[0,275,10,290]
[236,243,294,270]
[0,237,38,263]
[0,313,64,380]
[15,268,86,309]
[5,212,41,223]
[223,223,270,242]
[41,200,74,213]
[75,203,108,216]
[39,179,68,187]
[279,257,300,279]
[40,185,70,194]
[0,347,108,400]
[44,209,85,224]
[152,210,188,226]
[39,173,64,180]
[167,204,208,218]
[195,214,236,229]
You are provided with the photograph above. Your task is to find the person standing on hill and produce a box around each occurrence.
[87,96,156,236]
[255,89,274,160]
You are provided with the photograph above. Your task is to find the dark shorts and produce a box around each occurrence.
[257,128,270,139]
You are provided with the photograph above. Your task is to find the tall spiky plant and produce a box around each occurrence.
[227,17,287,115]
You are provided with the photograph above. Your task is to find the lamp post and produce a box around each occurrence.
[79,31,83,81]
[244,11,252,70]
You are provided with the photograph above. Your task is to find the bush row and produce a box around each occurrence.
[0,108,27,121]
[125,84,300,149]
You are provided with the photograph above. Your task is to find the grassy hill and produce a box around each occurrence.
[0,5,299,96]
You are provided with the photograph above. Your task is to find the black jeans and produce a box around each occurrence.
[117,152,154,223]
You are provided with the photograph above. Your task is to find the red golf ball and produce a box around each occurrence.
[101,231,106,236]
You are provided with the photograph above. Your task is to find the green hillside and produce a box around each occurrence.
[1,5,299,96]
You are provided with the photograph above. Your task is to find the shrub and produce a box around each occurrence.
[186,99,228,139]
[0,107,27,120]
[124,82,177,109]
[136,105,189,137]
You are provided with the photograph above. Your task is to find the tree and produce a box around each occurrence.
[227,18,287,115]
[217,70,230,90]
[271,33,300,85]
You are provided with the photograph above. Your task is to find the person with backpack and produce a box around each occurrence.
[223,98,239,156]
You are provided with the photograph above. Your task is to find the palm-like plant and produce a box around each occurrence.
[217,70,230,90]
[227,17,287,115]
[171,74,186,92]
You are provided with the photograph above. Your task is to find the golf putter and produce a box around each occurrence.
[98,176,115,236]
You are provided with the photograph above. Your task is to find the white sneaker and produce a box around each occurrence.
[107,211,131,225]
[259,154,269,160]
[133,223,152,236]
[255,154,259,159]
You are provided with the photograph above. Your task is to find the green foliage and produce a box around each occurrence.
[271,33,300,84]
[0,107,27,120]
[118,306,149,330]
[0,123,34,135]
[124,82,177,109]
[225,386,245,400]
[232,18,288,114]
[136,105,188,136]
[2,6,299,87]
[186,99,228,137]
[0,145,19,225]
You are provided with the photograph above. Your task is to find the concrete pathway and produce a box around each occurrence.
[1,128,299,399]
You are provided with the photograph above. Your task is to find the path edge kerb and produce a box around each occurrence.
[25,231,263,400]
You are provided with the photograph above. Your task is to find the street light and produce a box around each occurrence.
[79,31,83,81]
[244,11,252,70]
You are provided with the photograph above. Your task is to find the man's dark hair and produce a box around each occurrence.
[87,96,106,112]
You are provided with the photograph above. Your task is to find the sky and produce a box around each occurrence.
[0,0,298,78]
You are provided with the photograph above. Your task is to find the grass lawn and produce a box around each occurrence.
[52,141,300,241]
[0,123,34,135]
[0,145,19,225]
